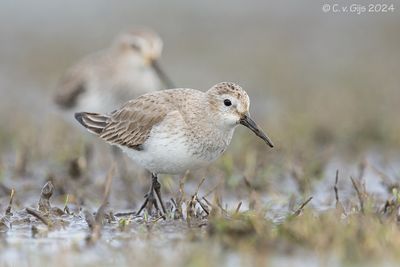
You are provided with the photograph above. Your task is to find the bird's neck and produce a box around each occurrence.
[183,99,235,159]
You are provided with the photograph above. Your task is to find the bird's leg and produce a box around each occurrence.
[136,176,158,215]
[152,173,167,214]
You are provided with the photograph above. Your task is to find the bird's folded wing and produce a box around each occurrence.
[99,94,171,150]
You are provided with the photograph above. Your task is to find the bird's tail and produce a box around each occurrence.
[74,112,109,135]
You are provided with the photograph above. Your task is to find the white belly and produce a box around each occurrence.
[119,132,209,174]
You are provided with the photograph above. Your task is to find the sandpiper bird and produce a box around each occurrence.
[75,82,274,214]
[54,28,174,114]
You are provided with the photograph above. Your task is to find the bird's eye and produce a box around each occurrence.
[224,99,232,106]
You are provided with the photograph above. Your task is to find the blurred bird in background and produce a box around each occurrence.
[53,28,175,178]
[54,28,174,116]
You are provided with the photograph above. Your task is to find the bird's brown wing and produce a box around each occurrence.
[99,93,173,150]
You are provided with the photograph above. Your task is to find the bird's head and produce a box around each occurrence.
[114,28,174,88]
[207,82,274,147]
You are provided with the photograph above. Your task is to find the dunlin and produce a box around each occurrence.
[75,82,274,214]
[54,28,174,114]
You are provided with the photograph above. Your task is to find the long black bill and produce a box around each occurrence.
[240,114,274,148]
[151,60,175,89]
